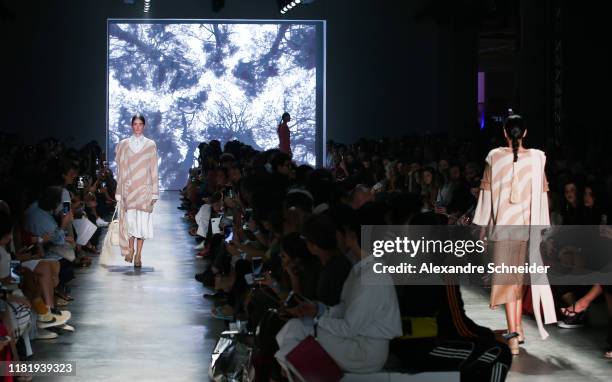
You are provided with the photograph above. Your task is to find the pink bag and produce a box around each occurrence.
[285,336,343,382]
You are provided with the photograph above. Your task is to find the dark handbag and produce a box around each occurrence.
[255,308,288,356]
[246,286,281,332]
[285,335,344,382]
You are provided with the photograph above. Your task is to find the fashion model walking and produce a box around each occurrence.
[473,115,556,355]
[115,113,159,268]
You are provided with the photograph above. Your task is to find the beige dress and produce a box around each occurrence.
[474,148,549,307]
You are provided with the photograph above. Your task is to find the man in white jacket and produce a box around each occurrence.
[275,234,402,374]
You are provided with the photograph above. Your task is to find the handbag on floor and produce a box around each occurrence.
[209,330,254,382]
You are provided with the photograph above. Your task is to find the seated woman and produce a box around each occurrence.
[23,186,76,298]
[274,215,401,375]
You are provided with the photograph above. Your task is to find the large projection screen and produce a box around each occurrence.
[107,19,326,190]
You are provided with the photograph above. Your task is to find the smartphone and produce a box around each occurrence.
[223,185,234,199]
[252,257,263,280]
[243,208,253,223]
[62,201,71,214]
[284,291,311,308]
[224,226,233,243]
[284,291,301,309]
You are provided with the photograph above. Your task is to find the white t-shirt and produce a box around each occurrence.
[0,245,12,279]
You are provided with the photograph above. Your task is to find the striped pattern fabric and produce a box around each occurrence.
[474,148,548,226]
[116,137,159,256]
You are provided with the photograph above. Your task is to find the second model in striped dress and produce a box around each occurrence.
[474,147,549,307]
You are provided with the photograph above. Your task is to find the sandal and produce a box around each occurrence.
[134,252,142,268]
[55,290,74,301]
[561,302,585,317]
[517,324,525,344]
[125,248,134,263]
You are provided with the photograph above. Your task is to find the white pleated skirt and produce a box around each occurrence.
[126,209,154,239]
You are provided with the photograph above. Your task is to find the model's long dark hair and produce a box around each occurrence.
[504,115,525,162]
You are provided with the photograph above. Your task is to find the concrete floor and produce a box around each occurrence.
[30,191,611,381]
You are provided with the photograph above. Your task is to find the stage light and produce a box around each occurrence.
[144,0,151,13]
[279,0,313,14]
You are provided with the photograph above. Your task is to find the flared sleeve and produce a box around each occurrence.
[115,141,124,203]
[150,142,159,200]
[472,153,493,226]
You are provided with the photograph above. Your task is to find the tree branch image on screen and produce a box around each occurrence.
[107,21,325,190]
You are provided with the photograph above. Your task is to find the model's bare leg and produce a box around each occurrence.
[126,236,135,263]
[516,298,524,342]
[505,300,520,355]
[135,238,144,267]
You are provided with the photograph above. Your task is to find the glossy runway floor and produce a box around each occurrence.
[30,191,611,381]
[31,191,225,381]
[462,286,612,381]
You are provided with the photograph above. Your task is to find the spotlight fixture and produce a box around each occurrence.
[144,0,151,13]
[278,0,314,14]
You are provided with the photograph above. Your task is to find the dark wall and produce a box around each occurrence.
[1,0,479,150]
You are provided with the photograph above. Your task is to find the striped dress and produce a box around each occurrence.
[474,147,549,307]
[116,136,159,254]
[475,147,548,226]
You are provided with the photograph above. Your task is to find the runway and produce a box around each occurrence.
[31,191,610,381]
[31,191,225,381]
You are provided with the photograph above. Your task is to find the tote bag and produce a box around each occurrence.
[108,207,120,246]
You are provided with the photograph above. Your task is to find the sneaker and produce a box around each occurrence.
[96,217,109,227]
[203,291,228,301]
[557,312,586,328]
[194,241,205,250]
[37,312,69,329]
[196,248,210,258]
[211,305,234,321]
[58,324,75,332]
[34,329,59,340]
[50,308,72,321]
